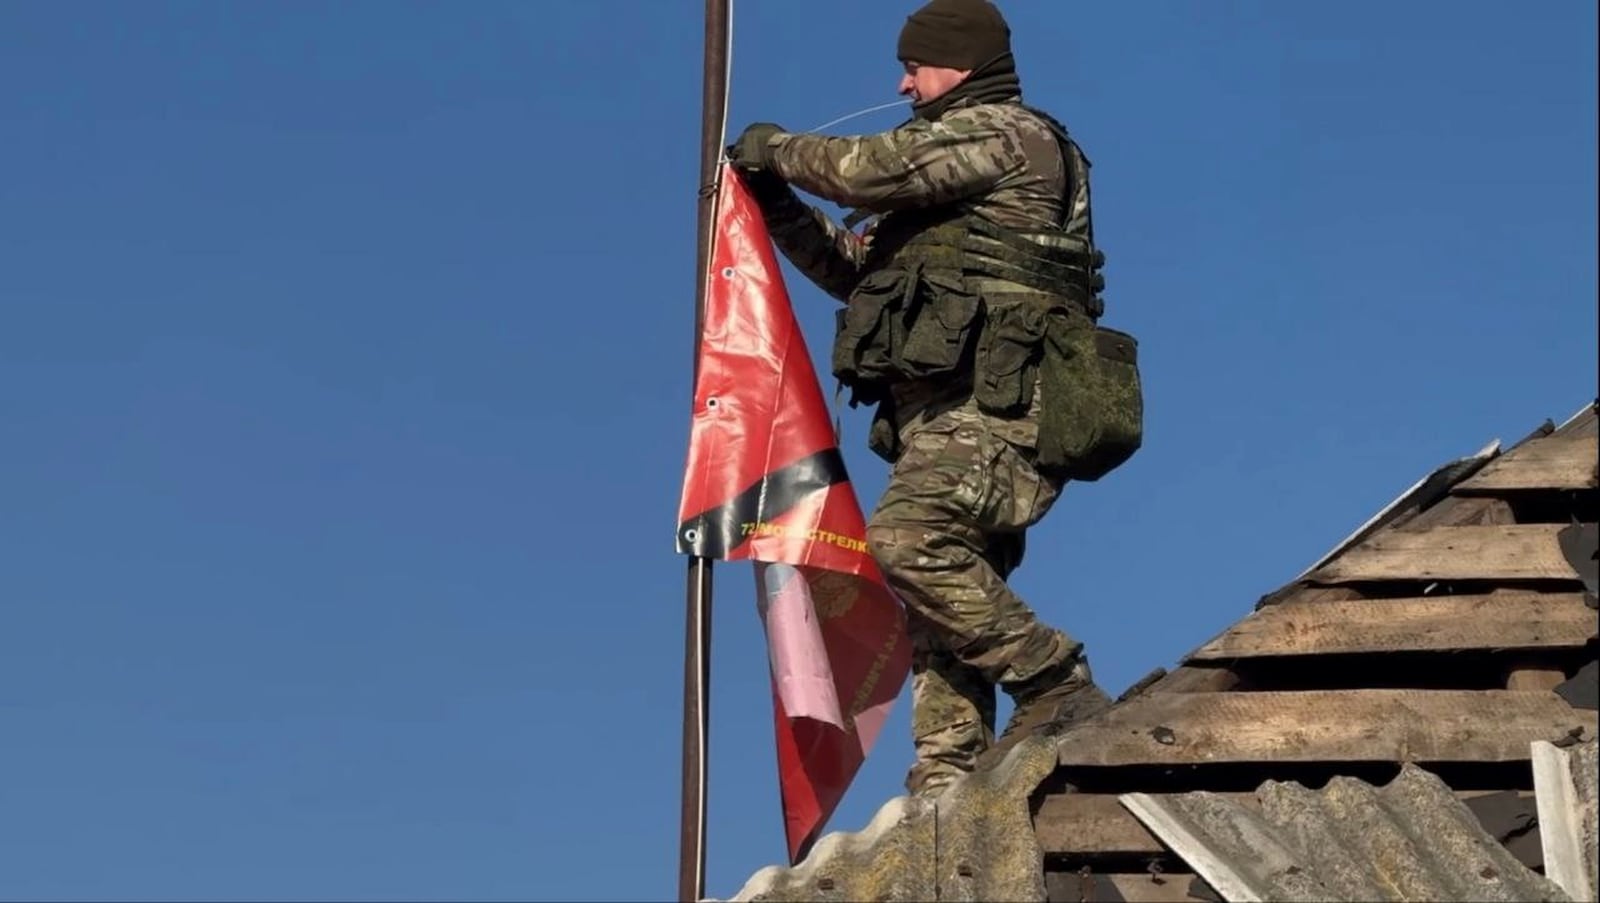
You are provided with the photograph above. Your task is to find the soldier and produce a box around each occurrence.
[727,0,1139,798]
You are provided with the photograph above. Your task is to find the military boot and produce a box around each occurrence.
[977,657,1112,770]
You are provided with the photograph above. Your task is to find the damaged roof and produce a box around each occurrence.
[714,400,1599,903]
[724,738,1061,903]
[1120,763,1572,902]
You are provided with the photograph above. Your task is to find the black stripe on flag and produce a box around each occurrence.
[677,448,849,558]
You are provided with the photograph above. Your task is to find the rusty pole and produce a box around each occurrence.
[681,0,729,900]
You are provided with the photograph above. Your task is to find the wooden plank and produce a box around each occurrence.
[1400,495,1514,530]
[1035,790,1533,857]
[1191,592,1596,659]
[1104,873,1206,903]
[1506,665,1568,691]
[1312,524,1580,583]
[1457,435,1598,492]
[1562,409,1598,438]
[1055,690,1598,768]
[1046,870,1205,903]
[1253,583,1362,612]
[1139,664,1243,696]
[1291,441,1501,578]
[1037,793,1251,855]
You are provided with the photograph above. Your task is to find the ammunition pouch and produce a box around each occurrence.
[832,270,900,405]
[1035,314,1144,481]
[972,298,1049,416]
[902,268,982,377]
[832,262,983,406]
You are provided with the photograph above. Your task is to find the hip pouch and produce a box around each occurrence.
[1036,316,1144,481]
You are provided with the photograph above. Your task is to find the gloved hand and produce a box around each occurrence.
[741,166,795,208]
[727,122,785,172]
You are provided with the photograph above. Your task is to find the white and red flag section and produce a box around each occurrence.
[675,163,913,864]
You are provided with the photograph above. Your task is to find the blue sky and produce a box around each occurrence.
[0,1,1593,900]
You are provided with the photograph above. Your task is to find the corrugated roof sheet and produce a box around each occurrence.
[1120,764,1573,902]
[1533,738,1598,902]
[715,735,1060,903]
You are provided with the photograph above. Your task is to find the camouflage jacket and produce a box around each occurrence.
[757,95,1091,305]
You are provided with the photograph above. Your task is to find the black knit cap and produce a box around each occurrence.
[896,0,1011,70]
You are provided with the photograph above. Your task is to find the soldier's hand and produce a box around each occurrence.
[740,166,795,208]
[727,122,784,171]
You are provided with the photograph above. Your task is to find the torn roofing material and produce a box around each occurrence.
[1120,764,1573,903]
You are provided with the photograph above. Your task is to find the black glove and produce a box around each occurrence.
[741,166,795,208]
[727,122,784,172]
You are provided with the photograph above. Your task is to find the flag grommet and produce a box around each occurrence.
[720,266,736,279]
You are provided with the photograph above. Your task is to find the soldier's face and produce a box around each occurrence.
[898,61,971,104]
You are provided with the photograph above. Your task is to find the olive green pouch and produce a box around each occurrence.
[1037,316,1144,480]
[897,268,982,380]
[832,268,908,392]
[973,301,1049,416]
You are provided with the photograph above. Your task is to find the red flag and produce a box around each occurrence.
[676,163,912,864]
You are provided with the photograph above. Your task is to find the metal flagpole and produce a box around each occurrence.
[681,0,730,900]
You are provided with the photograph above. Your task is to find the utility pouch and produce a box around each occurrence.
[973,300,1049,416]
[1037,316,1144,481]
[832,267,911,399]
[898,268,982,379]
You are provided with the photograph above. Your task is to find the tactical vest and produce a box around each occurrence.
[831,104,1105,404]
[833,104,1144,481]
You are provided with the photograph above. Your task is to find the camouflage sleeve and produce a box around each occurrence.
[767,107,1023,212]
[756,185,868,304]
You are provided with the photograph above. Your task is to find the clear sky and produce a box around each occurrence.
[1,1,1594,900]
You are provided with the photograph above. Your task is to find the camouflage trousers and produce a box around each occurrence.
[865,382,1083,797]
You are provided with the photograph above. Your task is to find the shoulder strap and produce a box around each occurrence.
[1019,104,1084,164]
[1019,103,1099,252]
